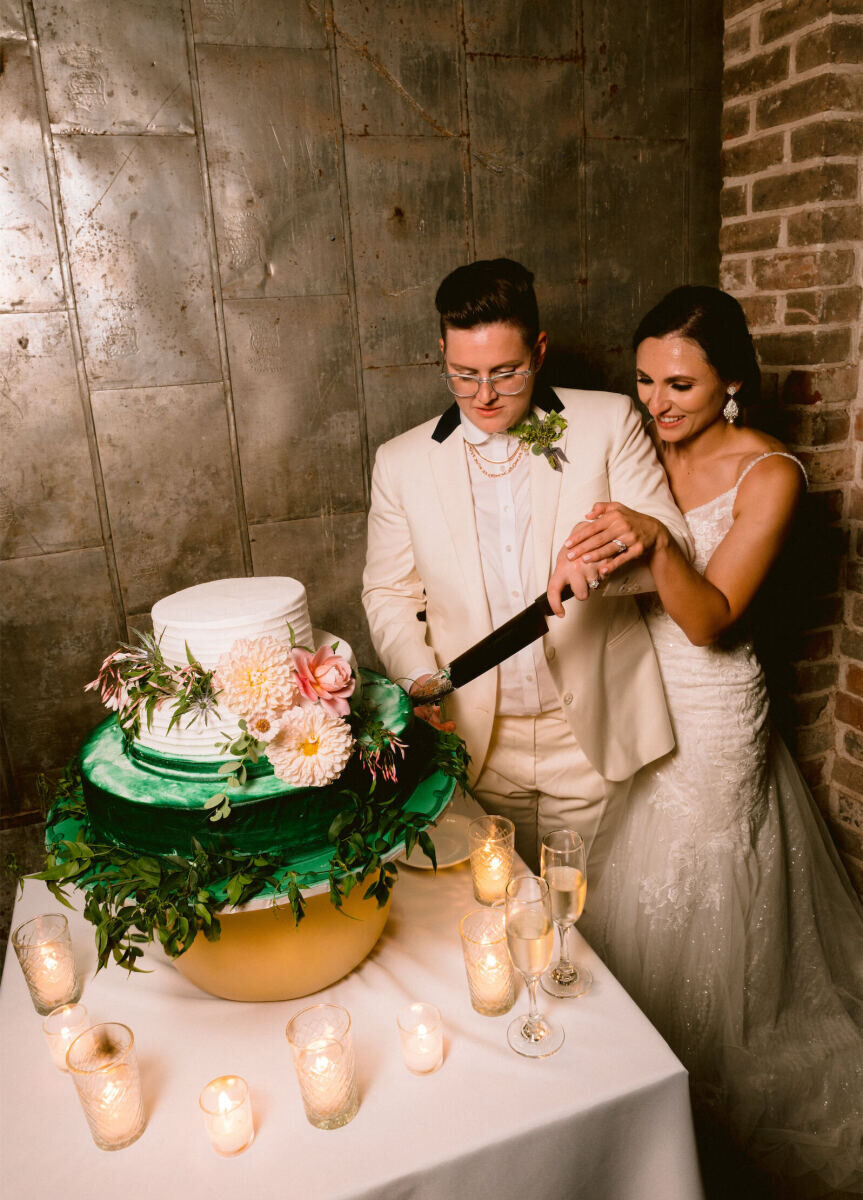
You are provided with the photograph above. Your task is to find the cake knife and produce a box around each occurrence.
[410,562,656,706]
[410,585,573,706]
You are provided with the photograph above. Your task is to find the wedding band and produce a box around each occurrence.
[613,539,627,553]
[588,577,602,591]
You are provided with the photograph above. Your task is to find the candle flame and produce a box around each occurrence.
[218,1090,233,1115]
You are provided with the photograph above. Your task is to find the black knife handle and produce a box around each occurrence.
[535,582,573,616]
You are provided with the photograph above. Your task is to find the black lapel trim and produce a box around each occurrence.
[534,382,564,414]
[430,385,562,443]
[431,402,461,442]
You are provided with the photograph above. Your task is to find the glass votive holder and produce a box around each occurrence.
[286,1004,359,1130]
[12,913,82,1015]
[43,1003,89,1071]
[199,1075,254,1155]
[459,908,516,1016]
[396,1002,444,1074]
[469,815,515,905]
[66,1023,146,1151]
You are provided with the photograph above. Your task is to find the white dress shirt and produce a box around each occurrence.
[460,411,559,716]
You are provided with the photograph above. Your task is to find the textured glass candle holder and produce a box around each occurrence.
[199,1075,254,1155]
[286,1004,359,1130]
[66,1023,146,1150]
[12,913,81,1015]
[460,908,516,1016]
[43,1003,89,1071]
[396,1002,444,1074]
[469,816,515,905]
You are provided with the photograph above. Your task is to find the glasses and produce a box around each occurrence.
[441,366,535,398]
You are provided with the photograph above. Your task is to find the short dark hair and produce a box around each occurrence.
[633,285,761,410]
[435,258,540,346]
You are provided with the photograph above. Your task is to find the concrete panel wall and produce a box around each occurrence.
[0,0,721,820]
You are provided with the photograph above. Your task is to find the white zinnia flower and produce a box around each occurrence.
[214,636,298,716]
[246,710,281,743]
[267,706,354,788]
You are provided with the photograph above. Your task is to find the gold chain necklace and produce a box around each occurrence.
[466,439,526,479]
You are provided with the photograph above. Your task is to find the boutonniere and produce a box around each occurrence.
[508,411,569,471]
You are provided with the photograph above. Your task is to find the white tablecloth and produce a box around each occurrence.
[1,833,704,1200]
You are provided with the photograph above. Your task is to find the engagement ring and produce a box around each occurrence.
[588,578,602,591]
[613,539,627,553]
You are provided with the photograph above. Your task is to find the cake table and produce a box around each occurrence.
[1,793,704,1200]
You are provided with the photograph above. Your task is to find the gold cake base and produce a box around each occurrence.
[170,879,393,1002]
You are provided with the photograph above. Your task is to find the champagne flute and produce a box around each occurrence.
[540,828,592,999]
[504,875,564,1057]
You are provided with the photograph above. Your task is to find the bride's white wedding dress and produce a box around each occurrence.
[581,453,863,1196]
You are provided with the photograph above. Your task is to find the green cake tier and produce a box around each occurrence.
[78,670,452,864]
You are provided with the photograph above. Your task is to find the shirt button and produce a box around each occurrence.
[563,692,573,705]
[526,674,534,683]
[545,646,556,661]
[511,590,519,598]
[505,545,512,553]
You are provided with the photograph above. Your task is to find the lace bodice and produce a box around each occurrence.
[643,450,806,641]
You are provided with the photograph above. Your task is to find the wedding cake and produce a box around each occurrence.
[77,576,421,860]
[134,576,339,758]
[42,575,465,999]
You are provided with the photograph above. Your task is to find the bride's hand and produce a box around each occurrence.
[563,502,667,577]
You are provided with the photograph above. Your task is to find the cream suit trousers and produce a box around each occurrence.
[474,709,632,882]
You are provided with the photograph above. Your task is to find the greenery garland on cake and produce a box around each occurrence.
[27,628,470,974]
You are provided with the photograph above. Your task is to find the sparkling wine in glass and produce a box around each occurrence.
[504,875,564,1057]
[540,828,592,998]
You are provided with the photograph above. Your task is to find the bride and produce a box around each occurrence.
[548,286,863,1198]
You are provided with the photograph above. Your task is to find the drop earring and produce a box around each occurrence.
[723,386,739,424]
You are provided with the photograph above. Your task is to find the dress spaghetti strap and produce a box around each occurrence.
[734,450,808,492]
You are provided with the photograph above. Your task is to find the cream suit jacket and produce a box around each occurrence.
[362,386,693,785]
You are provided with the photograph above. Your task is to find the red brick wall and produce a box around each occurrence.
[721,0,863,893]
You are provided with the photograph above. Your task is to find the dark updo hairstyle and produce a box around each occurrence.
[435,258,540,347]
[633,285,761,411]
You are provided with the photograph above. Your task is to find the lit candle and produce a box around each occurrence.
[397,1003,444,1074]
[476,949,513,1007]
[468,816,515,905]
[97,1068,142,1142]
[12,914,81,1016]
[286,1004,359,1130]
[67,1023,146,1151]
[37,945,76,1007]
[199,1076,254,1156]
[302,1039,354,1117]
[472,842,510,903]
[460,907,516,1016]
[42,1003,89,1071]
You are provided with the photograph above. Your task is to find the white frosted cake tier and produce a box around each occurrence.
[151,576,313,669]
[136,628,356,759]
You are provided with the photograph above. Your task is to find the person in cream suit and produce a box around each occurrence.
[362,259,692,874]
